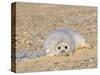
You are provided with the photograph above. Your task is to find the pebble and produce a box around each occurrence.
[54,62,59,65]
[89,58,94,62]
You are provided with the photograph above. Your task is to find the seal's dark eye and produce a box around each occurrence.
[65,46,68,49]
[58,46,61,50]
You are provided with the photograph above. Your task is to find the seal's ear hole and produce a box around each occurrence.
[58,46,61,50]
[65,46,68,49]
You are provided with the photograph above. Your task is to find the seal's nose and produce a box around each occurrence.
[61,50,65,53]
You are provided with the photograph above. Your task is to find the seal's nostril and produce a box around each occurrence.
[61,50,65,53]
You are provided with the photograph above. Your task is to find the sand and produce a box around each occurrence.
[16,48,97,73]
[13,2,97,73]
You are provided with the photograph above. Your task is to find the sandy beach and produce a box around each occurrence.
[12,2,97,73]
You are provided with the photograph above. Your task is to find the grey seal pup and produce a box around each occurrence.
[43,28,90,56]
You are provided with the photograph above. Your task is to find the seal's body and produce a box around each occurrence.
[43,28,90,56]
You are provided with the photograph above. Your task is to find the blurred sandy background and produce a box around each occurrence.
[13,2,97,73]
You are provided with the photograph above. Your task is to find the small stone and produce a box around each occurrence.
[89,59,94,62]
[28,42,32,46]
[64,60,68,63]
[23,32,27,35]
[54,62,59,65]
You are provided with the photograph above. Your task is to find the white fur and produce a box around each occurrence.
[43,28,90,56]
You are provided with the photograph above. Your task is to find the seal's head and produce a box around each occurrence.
[56,42,71,56]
